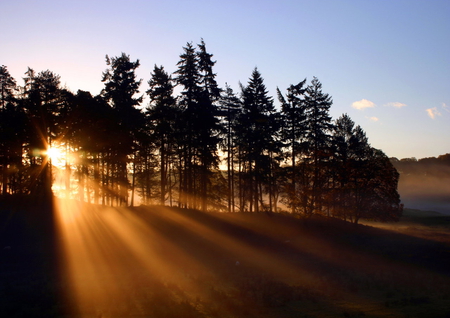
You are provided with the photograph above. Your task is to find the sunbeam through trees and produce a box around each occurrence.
[1,39,403,222]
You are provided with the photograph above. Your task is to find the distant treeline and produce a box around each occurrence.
[0,39,402,223]
[391,154,450,177]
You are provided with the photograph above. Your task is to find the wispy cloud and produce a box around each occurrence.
[443,103,449,112]
[352,99,375,110]
[426,107,441,119]
[369,116,379,122]
[385,102,407,108]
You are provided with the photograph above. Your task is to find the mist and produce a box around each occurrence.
[392,155,450,215]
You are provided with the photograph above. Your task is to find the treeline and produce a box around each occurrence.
[391,154,450,177]
[0,39,402,223]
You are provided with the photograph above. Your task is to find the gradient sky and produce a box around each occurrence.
[2,0,449,159]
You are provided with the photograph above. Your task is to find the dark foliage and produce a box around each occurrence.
[0,39,402,223]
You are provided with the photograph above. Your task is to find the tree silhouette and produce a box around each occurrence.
[101,53,144,206]
[302,77,334,217]
[146,65,179,205]
[195,39,222,211]
[0,42,404,223]
[277,80,307,213]
[0,66,26,195]
[330,114,402,223]
[236,68,280,212]
[174,41,222,211]
[219,84,241,212]
[22,69,64,198]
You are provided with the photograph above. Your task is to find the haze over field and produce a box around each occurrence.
[1,0,449,159]
[393,156,450,215]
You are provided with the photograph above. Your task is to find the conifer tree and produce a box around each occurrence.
[101,53,144,206]
[302,77,334,216]
[237,68,279,212]
[195,39,222,211]
[220,84,241,212]
[0,66,25,195]
[174,40,222,211]
[22,68,64,197]
[146,65,179,205]
[277,80,307,213]
[174,42,199,208]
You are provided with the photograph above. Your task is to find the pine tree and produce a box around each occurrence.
[22,68,64,198]
[277,80,307,213]
[146,65,179,205]
[302,77,334,217]
[101,53,144,206]
[0,66,25,195]
[195,39,222,211]
[220,84,242,212]
[174,41,222,211]
[237,68,279,212]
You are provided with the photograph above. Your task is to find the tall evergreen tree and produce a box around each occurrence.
[302,77,334,217]
[195,39,222,211]
[237,68,279,212]
[197,39,221,101]
[101,53,144,206]
[65,90,116,204]
[0,65,17,110]
[277,80,307,213]
[220,84,242,212]
[0,66,25,195]
[174,41,222,211]
[174,42,200,208]
[146,65,179,205]
[22,68,64,197]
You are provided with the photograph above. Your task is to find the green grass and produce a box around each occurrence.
[1,200,450,317]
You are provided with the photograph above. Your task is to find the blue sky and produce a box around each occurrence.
[1,0,449,159]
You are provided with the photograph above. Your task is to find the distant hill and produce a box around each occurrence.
[391,154,450,215]
[402,208,444,217]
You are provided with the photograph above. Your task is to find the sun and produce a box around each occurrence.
[46,145,66,168]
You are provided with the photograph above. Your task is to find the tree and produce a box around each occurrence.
[146,65,179,205]
[277,80,307,213]
[101,53,145,206]
[301,77,334,217]
[22,68,65,197]
[331,114,367,220]
[195,39,222,211]
[174,42,200,208]
[174,41,222,211]
[219,84,242,212]
[0,66,26,195]
[0,65,17,110]
[64,90,116,204]
[352,148,403,223]
[331,114,402,223]
[236,68,280,212]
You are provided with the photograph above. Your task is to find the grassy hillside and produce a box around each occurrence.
[1,200,450,317]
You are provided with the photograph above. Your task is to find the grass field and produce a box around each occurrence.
[1,199,450,317]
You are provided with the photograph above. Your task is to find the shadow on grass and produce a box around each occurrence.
[1,199,450,317]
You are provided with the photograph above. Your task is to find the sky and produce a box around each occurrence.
[1,0,449,159]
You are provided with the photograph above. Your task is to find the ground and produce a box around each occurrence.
[1,198,450,317]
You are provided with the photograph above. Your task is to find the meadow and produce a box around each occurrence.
[1,198,449,318]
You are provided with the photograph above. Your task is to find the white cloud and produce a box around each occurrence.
[369,116,379,122]
[443,103,449,112]
[426,107,441,119]
[385,102,407,108]
[352,99,375,110]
